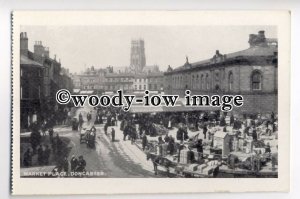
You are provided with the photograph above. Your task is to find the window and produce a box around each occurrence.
[144,85,146,90]
[192,75,195,89]
[139,85,142,90]
[206,74,209,90]
[135,85,137,90]
[201,74,204,90]
[196,74,199,89]
[180,76,183,88]
[228,72,233,91]
[252,71,262,90]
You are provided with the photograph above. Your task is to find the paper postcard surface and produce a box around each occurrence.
[11,11,290,195]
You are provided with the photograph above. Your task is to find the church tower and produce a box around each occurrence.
[130,39,146,73]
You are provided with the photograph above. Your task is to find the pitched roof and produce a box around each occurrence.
[20,54,44,68]
[172,45,277,72]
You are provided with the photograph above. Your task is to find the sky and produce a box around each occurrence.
[21,26,277,73]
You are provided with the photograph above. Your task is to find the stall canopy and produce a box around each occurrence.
[129,98,219,113]
[79,90,94,95]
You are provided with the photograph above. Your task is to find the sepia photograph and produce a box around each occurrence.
[19,25,279,178]
[11,11,290,194]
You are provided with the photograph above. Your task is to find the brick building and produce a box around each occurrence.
[20,32,74,129]
[105,73,134,93]
[147,72,164,92]
[20,33,45,129]
[164,30,278,114]
[71,66,112,94]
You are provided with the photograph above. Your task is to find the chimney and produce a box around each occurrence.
[258,30,265,38]
[20,32,28,56]
[44,47,49,57]
[248,34,256,47]
[34,40,46,57]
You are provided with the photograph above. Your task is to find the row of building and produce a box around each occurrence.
[71,67,164,93]
[20,30,278,130]
[72,31,278,115]
[20,32,74,130]
[71,39,164,94]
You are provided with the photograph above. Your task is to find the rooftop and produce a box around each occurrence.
[20,54,44,68]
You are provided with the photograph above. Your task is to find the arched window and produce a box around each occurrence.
[228,72,233,91]
[206,74,210,90]
[252,71,262,90]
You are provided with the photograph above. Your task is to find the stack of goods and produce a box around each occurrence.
[179,149,194,164]
[232,137,239,152]
[187,164,199,172]
[175,165,184,173]
[192,151,204,164]
[253,147,266,154]
[238,139,245,152]
[198,161,218,175]
[245,139,254,153]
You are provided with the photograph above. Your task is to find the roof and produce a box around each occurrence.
[225,46,277,58]
[129,98,219,113]
[73,89,80,93]
[105,73,134,77]
[214,131,228,138]
[171,45,277,73]
[20,55,44,68]
[79,90,94,94]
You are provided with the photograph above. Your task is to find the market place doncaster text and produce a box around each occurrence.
[56,89,244,112]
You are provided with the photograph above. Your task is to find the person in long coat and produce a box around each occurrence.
[176,128,184,143]
[37,145,44,165]
[130,126,137,144]
[168,136,175,155]
[123,125,129,141]
[202,124,208,139]
[43,145,51,165]
[111,128,115,142]
[252,128,258,141]
[142,133,148,151]
[23,148,32,167]
[63,157,69,172]
[70,155,78,172]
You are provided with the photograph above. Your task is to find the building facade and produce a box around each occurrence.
[164,31,278,114]
[20,32,74,130]
[105,73,134,93]
[147,73,164,92]
[20,33,45,129]
[71,66,112,94]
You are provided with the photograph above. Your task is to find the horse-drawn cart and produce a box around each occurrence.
[80,126,96,148]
